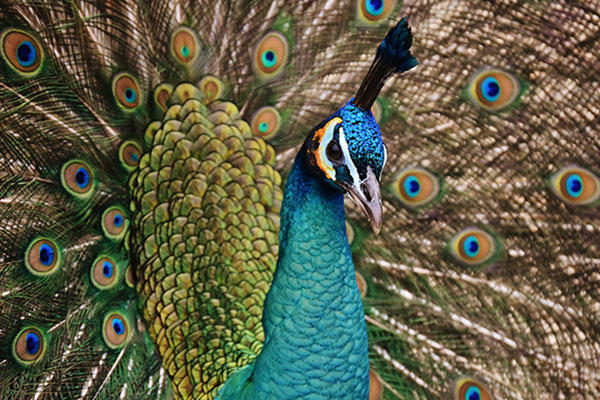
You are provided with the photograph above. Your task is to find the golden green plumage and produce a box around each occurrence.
[0,0,599,399]
[130,83,282,398]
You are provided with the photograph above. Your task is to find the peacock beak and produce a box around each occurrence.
[342,167,383,234]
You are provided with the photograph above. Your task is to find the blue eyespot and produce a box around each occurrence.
[481,76,501,102]
[261,50,277,68]
[17,41,36,67]
[258,121,269,133]
[366,0,384,16]
[25,332,40,355]
[254,32,288,79]
[112,318,124,335]
[74,167,90,188]
[113,213,123,228]
[130,152,139,162]
[403,175,421,198]
[124,88,137,103]
[102,261,114,278]
[463,235,480,258]
[565,173,583,198]
[39,243,54,266]
[180,45,190,58]
[465,385,481,400]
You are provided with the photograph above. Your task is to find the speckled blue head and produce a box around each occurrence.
[336,101,386,178]
[305,101,386,188]
[303,100,386,232]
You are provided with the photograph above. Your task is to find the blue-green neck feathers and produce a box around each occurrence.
[219,144,369,399]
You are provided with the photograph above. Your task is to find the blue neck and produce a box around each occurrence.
[221,150,369,399]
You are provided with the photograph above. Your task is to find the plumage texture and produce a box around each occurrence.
[0,0,598,399]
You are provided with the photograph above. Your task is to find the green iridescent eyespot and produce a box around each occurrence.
[119,140,142,171]
[392,168,441,208]
[101,205,129,240]
[357,0,396,24]
[467,68,522,111]
[12,326,47,366]
[91,255,120,290]
[25,237,62,276]
[170,27,200,65]
[1,29,44,76]
[61,160,95,199]
[253,31,289,80]
[550,165,600,205]
[448,227,502,268]
[112,72,142,111]
[102,310,131,349]
[251,106,281,140]
[453,377,492,400]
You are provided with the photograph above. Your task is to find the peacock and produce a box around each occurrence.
[0,0,599,399]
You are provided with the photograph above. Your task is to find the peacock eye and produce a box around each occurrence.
[550,165,600,205]
[467,68,521,111]
[326,140,344,164]
[1,30,43,76]
[12,326,46,365]
[448,227,501,269]
[102,311,131,349]
[453,377,492,400]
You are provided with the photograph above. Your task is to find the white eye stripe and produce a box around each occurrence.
[337,127,361,187]
[318,119,338,180]
[381,144,387,179]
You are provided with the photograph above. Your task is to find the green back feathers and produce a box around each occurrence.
[0,0,599,399]
[129,82,282,398]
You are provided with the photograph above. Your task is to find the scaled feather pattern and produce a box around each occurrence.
[0,0,599,399]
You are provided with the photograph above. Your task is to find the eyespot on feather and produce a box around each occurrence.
[60,160,95,199]
[392,168,440,207]
[1,29,43,76]
[449,228,499,268]
[119,140,142,171]
[251,106,281,140]
[199,75,224,103]
[550,165,600,205]
[357,0,396,24]
[467,68,521,111]
[91,255,120,290]
[102,205,129,240]
[112,72,142,110]
[253,31,289,80]
[102,311,131,349]
[154,83,173,112]
[25,237,62,276]
[12,326,46,366]
[453,377,492,400]
[170,27,200,65]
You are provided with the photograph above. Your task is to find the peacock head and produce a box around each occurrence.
[303,17,417,234]
[304,101,386,234]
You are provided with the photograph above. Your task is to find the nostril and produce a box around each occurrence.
[361,183,372,202]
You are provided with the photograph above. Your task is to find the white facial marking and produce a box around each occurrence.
[337,127,361,188]
[381,143,388,179]
[317,119,340,180]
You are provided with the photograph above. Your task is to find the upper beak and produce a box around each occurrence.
[342,167,383,234]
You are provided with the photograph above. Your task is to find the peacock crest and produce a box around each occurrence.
[0,0,598,399]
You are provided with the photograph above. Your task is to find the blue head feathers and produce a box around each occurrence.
[302,16,416,232]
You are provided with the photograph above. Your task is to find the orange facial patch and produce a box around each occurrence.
[309,117,342,180]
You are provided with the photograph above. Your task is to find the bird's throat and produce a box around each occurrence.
[243,151,370,398]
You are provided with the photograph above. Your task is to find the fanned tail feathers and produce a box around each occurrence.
[0,0,599,399]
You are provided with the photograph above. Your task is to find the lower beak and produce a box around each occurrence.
[342,167,383,234]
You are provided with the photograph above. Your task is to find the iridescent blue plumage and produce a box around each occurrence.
[219,17,417,399]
